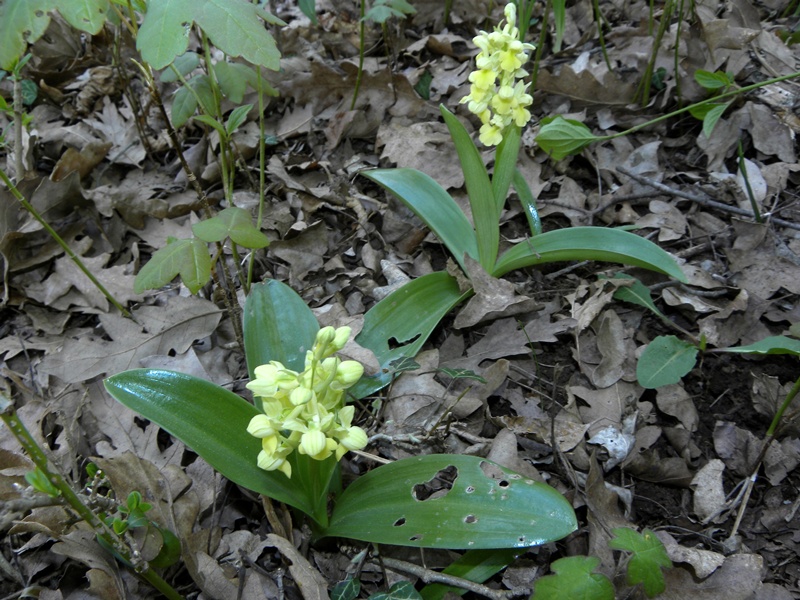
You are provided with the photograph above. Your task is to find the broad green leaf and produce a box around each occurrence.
[214,61,253,104]
[189,74,217,116]
[609,528,672,598]
[609,273,666,319]
[148,525,182,568]
[193,206,269,248]
[103,369,316,516]
[0,0,53,70]
[718,335,800,356]
[326,455,577,548]
[701,102,730,138]
[243,279,319,378]
[351,272,469,399]
[57,0,109,34]
[225,103,253,135]
[536,116,600,161]
[298,0,318,25]
[493,227,686,282]
[371,581,421,600]
[694,69,733,90]
[364,0,416,23]
[332,577,360,600]
[531,556,614,600]
[196,0,280,70]
[363,169,478,273]
[194,114,227,138]
[160,52,199,83]
[420,549,520,600]
[493,125,521,215]
[134,238,211,294]
[137,0,193,70]
[170,86,197,128]
[513,168,542,236]
[440,105,497,270]
[636,335,698,389]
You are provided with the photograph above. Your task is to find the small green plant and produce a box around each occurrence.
[689,69,737,137]
[104,279,578,547]
[532,528,672,599]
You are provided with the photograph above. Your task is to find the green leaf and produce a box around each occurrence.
[194,114,227,138]
[437,368,487,384]
[136,0,193,70]
[552,0,566,52]
[56,0,109,34]
[196,0,280,70]
[20,79,37,105]
[440,105,497,271]
[636,335,698,389]
[160,52,199,83]
[694,69,733,90]
[190,74,217,116]
[718,335,800,356]
[103,369,316,516]
[493,227,686,282]
[701,102,731,138]
[370,581,422,600]
[332,577,360,600]
[0,0,53,70]
[25,467,61,497]
[536,116,600,161]
[421,549,520,600]
[148,525,182,568]
[363,168,478,273]
[298,0,318,25]
[513,168,542,236]
[493,125,521,214]
[214,61,253,104]
[531,556,615,600]
[192,206,269,248]
[351,272,469,399]
[225,103,253,135]
[609,273,666,319]
[170,85,197,128]
[326,455,577,549]
[609,528,672,598]
[134,238,211,294]
[243,279,319,377]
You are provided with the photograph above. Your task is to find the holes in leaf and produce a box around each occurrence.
[387,333,420,351]
[480,461,510,489]
[465,485,475,494]
[412,465,457,501]
[409,534,423,542]
[393,517,406,527]
[464,514,477,524]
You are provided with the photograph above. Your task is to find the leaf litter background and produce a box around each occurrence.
[1,0,800,598]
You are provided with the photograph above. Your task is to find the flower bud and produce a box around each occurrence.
[332,326,351,351]
[290,386,313,406]
[335,361,364,388]
[339,426,368,451]
[247,415,278,438]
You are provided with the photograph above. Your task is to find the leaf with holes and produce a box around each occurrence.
[531,556,614,600]
[636,335,698,389]
[326,455,576,549]
[609,528,672,598]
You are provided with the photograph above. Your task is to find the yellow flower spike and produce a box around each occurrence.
[299,430,338,460]
[290,386,313,406]
[247,414,279,438]
[333,360,364,389]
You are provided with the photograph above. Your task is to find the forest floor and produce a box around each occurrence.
[2,0,800,598]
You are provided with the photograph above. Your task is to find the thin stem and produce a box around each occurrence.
[12,74,23,180]
[0,169,132,318]
[737,139,762,223]
[351,0,367,110]
[529,0,551,92]
[766,374,800,438]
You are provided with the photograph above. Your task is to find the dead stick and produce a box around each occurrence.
[616,166,800,232]
[379,557,515,600]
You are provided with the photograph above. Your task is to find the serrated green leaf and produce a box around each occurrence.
[363,168,478,274]
[441,105,497,270]
[103,370,317,516]
[56,0,109,34]
[196,0,280,70]
[609,273,666,319]
[636,335,698,389]
[351,272,468,398]
[170,85,197,128]
[535,115,600,161]
[134,238,211,294]
[494,227,686,282]
[160,52,199,83]
[136,0,193,70]
[192,206,269,248]
[702,102,730,138]
[718,335,800,356]
[531,556,615,600]
[332,577,360,600]
[371,581,422,600]
[0,0,54,70]
[609,528,672,598]
[326,455,577,548]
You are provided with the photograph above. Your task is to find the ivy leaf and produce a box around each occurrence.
[332,577,360,600]
[531,556,614,600]
[636,335,698,389]
[535,115,600,161]
[192,207,269,249]
[370,581,423,600]
[609,528,672,598]
[134,238,211,294]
